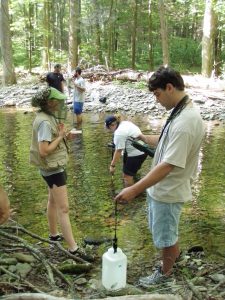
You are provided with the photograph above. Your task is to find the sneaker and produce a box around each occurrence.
[138,267,167,287]
[49,234,63,242]
[68,248,94,262]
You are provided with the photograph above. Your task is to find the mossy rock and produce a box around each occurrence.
[58,263,91,274]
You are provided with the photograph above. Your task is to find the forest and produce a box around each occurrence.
[0,0,225,85]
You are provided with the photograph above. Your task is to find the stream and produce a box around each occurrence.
[0,108,225,284]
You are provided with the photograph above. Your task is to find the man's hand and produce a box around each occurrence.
[114,186,137,203]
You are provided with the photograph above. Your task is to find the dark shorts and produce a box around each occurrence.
[42,171,67,189]
[73,102,84,115]
[123,154,147,176]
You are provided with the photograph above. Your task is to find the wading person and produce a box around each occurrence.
[0,185,11,225]
[30,87,81,255]
[105,115,147,187]
[115,66,205,285]
[46,64,65,93]
[73,67,86,128]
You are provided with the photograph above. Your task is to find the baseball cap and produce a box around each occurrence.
[48,87,66,100]
[105,115,117,128]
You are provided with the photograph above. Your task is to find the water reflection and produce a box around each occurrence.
[0,109,225,270]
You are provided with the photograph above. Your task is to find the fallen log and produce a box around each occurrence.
[1,293,182,300]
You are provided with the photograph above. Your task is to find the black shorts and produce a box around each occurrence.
[123,154,147,176]
[42,171,67,189]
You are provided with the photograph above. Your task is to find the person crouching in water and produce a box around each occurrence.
[105,115,147,187]
[30,87,80,255]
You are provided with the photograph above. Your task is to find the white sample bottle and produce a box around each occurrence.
[102,247,127,291]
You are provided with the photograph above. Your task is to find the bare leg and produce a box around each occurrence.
[47,189,58,236]
[123,174,134,187]
[49,184,77,251]
[162,242,180,275]
[0,185,10,225]
[76,114,82,128]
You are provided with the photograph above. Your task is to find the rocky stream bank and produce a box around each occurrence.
[0,72,225,122]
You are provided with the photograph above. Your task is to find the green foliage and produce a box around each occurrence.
[170,37,202,72]
[2,0,224,75]
[12,43,28,68]
[114,50,131,69]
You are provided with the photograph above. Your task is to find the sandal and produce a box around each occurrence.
[49,234,64,242]
[68,248,94,262]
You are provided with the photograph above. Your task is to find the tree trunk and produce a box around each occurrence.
[214,28,222,77]
[42,0,50,70]
[69,0,80,71]
[131,0,138,70]
[107,0,114,68]
[201,0,217,78]
[0,0,16,85]
[158,0,169,66]
[1,293,181,300]
[28,2,34,73]
[148,0,154,70]
[93,0,103,64]
[112,0,118,68]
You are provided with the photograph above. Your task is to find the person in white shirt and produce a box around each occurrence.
[105,115,147,187]
[73,67,86,127]
[115,66,205,286]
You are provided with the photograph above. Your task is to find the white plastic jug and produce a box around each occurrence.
[102,247,127,291]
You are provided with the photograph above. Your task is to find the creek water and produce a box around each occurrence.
[0,109,225,282]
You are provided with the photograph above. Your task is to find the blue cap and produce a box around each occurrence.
[105,115,117,128]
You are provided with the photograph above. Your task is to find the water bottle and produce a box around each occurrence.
[102,247,127,291]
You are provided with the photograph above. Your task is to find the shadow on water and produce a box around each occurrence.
[0,109,225,281]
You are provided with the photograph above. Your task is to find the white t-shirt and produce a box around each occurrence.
[113,121,145,157]
[148,102,205,203]
[73,77,85,102]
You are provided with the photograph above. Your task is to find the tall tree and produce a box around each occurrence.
[158,0,169,65]
[93,0,103,64]
[42,0,50,70]
[0,0,16,85]
[201,0,217,77]
[131,0,138,70]
[69,0,80,70]
[148,0,154,70]
[214,24,222,77]
[26,1,34,72]
[107,0,114,68]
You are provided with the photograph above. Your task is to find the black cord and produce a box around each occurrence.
[113,195,118,253]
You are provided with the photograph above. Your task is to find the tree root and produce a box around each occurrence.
[0,223,92,296]
[0,267,43,293]
[1,225,91,264]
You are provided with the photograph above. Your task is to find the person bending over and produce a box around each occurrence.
[105,115,147,187]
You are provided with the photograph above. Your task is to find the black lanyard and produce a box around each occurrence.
[158,95,189,143]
